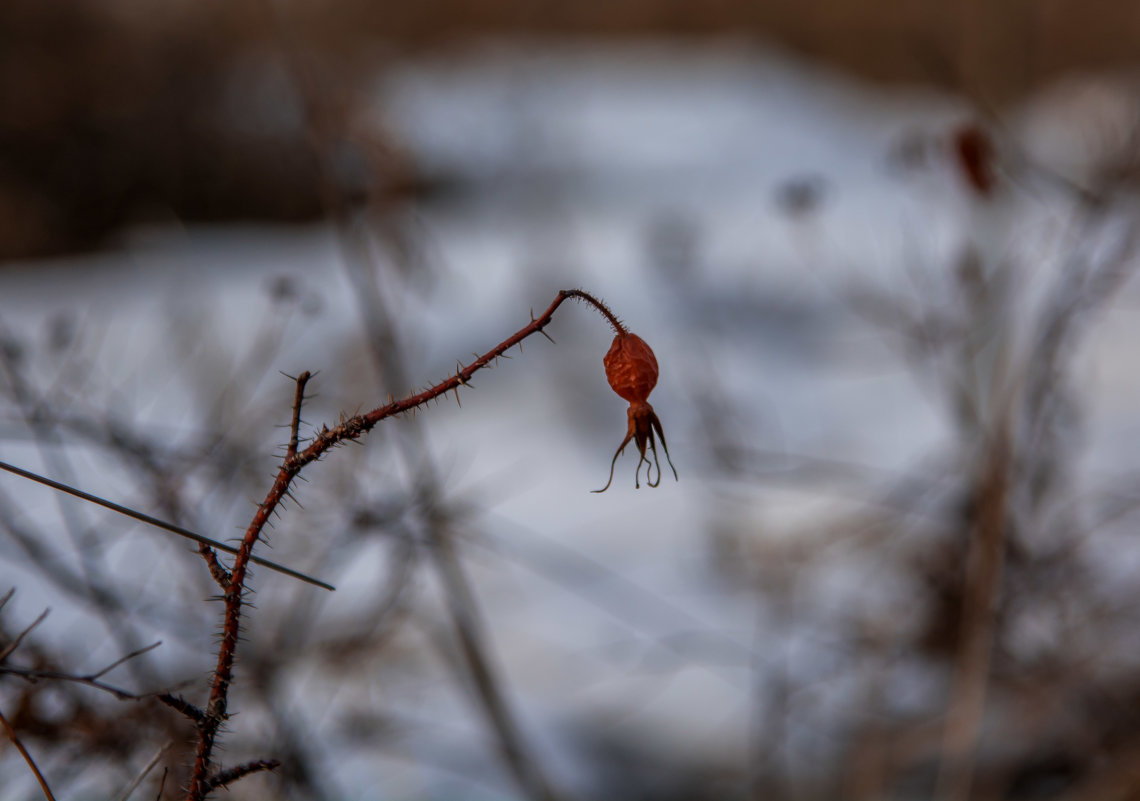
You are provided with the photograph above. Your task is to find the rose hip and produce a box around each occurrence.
[595,332,677,492]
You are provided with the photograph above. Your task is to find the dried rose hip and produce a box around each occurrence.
[594,332,678,492]
[604,333,658,404]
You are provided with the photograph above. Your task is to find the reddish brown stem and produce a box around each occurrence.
[198,543,231,589]
[285,371,311,462]
[193,370,315,593]
[157,693,205,724]
[183,289,609,800]
[559,289,627,336]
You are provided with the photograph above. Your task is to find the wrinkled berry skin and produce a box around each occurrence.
[604,333,659,404]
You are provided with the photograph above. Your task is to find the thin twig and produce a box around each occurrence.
[0,607,50,663]
[0,705,57,801]
[90,640,161,679]
[0,459,333,591]
[0,665,141,701]
[1,638,159,700]
[204,759,280,791]
[117,741,174,801]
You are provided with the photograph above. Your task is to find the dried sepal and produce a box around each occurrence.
[592,402,678,493]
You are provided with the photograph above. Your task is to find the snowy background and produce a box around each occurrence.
[2,29,1140,801]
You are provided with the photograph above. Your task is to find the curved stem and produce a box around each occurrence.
[559,289,627,336]
[186,288,617,799]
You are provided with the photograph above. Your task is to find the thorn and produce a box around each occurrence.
[539,328,556,344]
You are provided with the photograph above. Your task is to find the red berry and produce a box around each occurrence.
[603,333,659,405]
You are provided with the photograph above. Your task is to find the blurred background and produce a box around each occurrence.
[3,1,1140,799]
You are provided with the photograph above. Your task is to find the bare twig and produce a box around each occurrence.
[0,705,57,801]
[0,607,49,662]
[1,638,159,700]
[0,459,333,590]
[935,429,1011,801]
[1,665,142,701]
[117,741,174,801]
[204,759,280,791]
[90,640,162,679]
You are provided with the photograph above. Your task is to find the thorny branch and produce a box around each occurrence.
[184,288,622,800]
[281,289,616,476]
[204,759,280,791]
[156,693,205,724]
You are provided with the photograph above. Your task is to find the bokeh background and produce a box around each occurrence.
[3,2,1140,800]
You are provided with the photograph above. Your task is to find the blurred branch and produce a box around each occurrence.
[204,759,280,791]
[0,704,57,801]
[429,518,560,801]
[0,641,162,701]
[936,428,1011,801]
[116,741,173,801]
[0,459,333,591]
[0,606,48,663]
